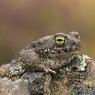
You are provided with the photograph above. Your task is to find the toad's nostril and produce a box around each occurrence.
[58,50,61,54]
[63,49,68,52]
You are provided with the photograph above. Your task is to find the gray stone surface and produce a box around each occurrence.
[0,77,29,95]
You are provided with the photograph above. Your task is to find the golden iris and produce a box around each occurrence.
[54,36,65,45]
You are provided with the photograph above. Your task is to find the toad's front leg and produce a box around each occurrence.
[35,64,56,74]
[6,63,25,80]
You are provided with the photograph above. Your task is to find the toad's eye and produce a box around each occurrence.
[53,36,65,45]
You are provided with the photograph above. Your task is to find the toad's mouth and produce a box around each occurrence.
[50,50,79,59]
[58,51,79,55]
[51,47,80,54]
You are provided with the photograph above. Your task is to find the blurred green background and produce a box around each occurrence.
[0,0,95,64]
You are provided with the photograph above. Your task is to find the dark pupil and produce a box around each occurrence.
[57,39,63,41]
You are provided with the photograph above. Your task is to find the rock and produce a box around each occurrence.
[0,77,29,95]
[22,72,52,95]
[1,55,95,95]
[0,72,52,95]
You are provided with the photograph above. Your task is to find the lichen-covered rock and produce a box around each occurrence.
[22,72,52,95]
[49,54,95,95]
[0,72,52,95]
[1,54,95,95]
[0,77,29,95]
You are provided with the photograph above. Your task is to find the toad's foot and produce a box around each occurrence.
[44,68,56,74]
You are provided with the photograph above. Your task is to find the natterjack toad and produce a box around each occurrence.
[0,32,80,79]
